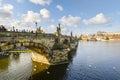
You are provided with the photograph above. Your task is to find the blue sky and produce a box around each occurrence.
[0,0,120,35]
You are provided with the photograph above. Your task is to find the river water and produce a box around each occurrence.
[0,41,120,80]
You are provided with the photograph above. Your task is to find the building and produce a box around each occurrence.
[107,32,120,40]
[81,34,89,41]
[97,31,106,36]
[97,31,120,40]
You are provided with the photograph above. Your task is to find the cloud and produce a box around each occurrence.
[11,11,41,31]
[11,20,23,30]
[11,20,36,31]
[3,4,13,11]
[56,5,63,11]
[21,8,50,23]
[44,24,71,35]
[83,13,110,25]
[0,11,12,21]
[40,8,50,19]
[44,24,56,33]
[44,24,69,35]
[59,15,80,27]
[11,20,21,27]
[11,8,51,31]
[61,27,70,35]
[22,11,41,23]
[29,0,51,6]
[0,3,13,21]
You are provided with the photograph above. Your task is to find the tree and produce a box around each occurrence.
[105,36,109,40]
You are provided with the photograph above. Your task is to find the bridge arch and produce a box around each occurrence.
[0,41,52,54]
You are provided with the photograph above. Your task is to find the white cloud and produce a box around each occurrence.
[21,8,50,24]
[11,20,36,32]
[44,24,70,35]
[44,24,56,33]
[40,8,50,19]
[3,4,13,12]
[44,24,68,34]
[11,10,42,31]
[0,11,12,21]
[83,13,110,25]
[11,20,21,27]
[61,27,69,35]
[22,11,41,23]
[0,3,13,21]
[11,8,51,31]
[29,0,51,6]
[56,5,63,11]
[59,15,80,27]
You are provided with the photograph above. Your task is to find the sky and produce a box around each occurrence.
[0,0,120,36]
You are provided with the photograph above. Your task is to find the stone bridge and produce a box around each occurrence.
[0,31,77,65]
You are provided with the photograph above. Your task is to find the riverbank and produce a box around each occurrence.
[79,39,120,42]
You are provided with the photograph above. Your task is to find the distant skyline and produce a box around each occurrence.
[0,0,120,35]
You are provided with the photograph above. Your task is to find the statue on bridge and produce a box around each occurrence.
[55,23,61,44]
